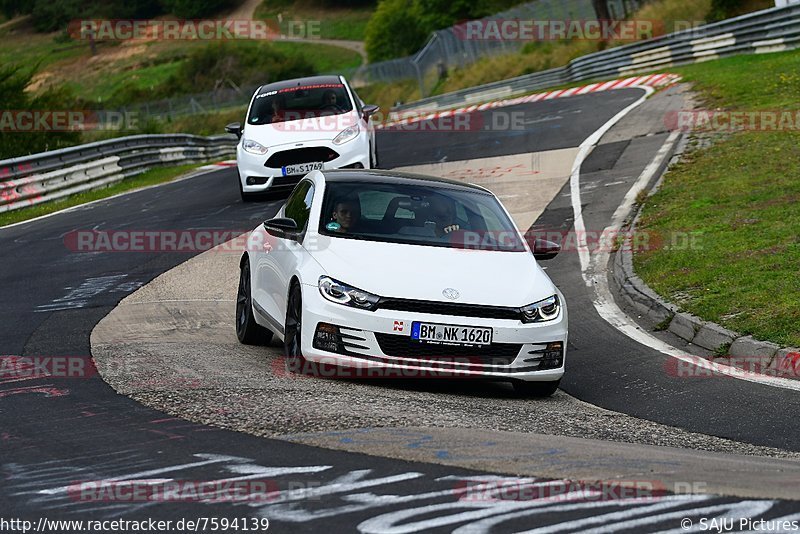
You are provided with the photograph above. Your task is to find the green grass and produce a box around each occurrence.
[76,40,358,104]
[1,22,361,105]
[674,51,800,111]
[634,49,800,347]
[273,41,362,72]
[83,59,185,104]
[164,107,248,136]
[80,40,362,104]
[0,163,205,227]
[254,0,373,41]
[0,28,93,74]
[355,79,420,117]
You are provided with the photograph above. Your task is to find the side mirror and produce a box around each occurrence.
[225,122,242,139]
[532,239,560,260]
[362,105,379,119]
[263,217,299,239]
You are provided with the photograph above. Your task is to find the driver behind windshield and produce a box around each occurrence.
[321,90,344,112]
[270,97,284,123]
[328,197,361,233]
[427,195,460,237]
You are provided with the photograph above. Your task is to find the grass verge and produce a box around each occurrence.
[254,0,373,41]
[634,49,800,347]
[0,163,206,227]
[1,24,361,104]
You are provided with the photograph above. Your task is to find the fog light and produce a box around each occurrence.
[541,342,563,369]
[313,323,342,353]
[524,341,564,370]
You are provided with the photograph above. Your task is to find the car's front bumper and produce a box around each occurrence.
[297,283,568,382]
[237,136,370,193]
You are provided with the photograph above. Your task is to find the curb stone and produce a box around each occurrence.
[770,348,800,376]
[729,336,780,360]
[668,312,702,343]
[693,323,738,353]
[610,130,800,380]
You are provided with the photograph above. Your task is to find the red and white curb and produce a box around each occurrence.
[199,160,237,171]
[377,73,681,129]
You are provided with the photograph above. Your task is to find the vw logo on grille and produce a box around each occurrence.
[442,288,460,300]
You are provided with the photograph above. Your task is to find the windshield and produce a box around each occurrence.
[248,83,354,125]
[319,181,526,252]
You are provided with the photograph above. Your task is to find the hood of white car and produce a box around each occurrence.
[308,236,556,308]
[242,112,359,147]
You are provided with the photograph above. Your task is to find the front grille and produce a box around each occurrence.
[375,333,521,366]
[377,297,522,321]
[265,147,339,168]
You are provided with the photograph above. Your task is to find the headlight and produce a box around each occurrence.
[242,139,268,155]
[520,295,560,323]
[332,124,359,145]
[318,276,380,311]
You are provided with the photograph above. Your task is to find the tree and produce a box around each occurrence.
[365,0,428,62]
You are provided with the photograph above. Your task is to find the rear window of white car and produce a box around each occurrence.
[248,83,354,125]
[319,181,527,252]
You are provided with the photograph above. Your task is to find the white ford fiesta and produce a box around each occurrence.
[226,75,379,201]
[236,169,568,396]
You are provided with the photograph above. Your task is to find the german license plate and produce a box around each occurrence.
[410,322,493,346]
[282,162,323,176]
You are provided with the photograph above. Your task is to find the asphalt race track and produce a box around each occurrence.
[2,86,799,531]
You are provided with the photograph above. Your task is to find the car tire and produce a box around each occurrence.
[513,379,560,398]
[235,260,273,345]
[284,283,306,373]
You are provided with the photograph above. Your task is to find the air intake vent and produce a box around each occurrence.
[265,147,339,168]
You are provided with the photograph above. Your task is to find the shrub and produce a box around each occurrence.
[164,42,314,94]
[365,0,428,62]
[105,42,314,106]
[708,0,773,20]
[0,65,82,159]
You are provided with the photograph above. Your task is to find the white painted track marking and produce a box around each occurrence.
[569,90,800,392]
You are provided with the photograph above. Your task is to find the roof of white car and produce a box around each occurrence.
[320,169,491,194]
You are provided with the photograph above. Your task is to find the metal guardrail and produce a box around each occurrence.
[393,3,800,112]
[0,134,237,213]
